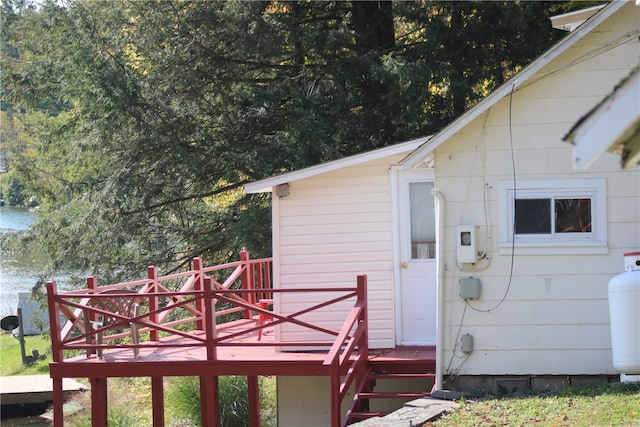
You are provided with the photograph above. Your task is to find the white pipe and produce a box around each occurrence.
[431,188,446,390]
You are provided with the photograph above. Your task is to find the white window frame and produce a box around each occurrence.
[498,178,607,255]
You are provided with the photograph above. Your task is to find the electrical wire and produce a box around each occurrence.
[465,81,518,313]
[443,301,469,385]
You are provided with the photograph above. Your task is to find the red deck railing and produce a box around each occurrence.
[46,251,368,427]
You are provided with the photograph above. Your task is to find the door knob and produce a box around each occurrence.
[401,262,409,269]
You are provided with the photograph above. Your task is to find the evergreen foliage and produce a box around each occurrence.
[1,0,581,285]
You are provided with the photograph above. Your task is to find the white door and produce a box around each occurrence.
[398,169,437,345]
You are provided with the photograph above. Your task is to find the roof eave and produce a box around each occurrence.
[564,66,640,170]
[244,136,432,194]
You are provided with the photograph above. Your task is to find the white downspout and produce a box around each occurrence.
[431,188,446,390]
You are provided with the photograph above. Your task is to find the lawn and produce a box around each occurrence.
[0,331,52,376]
[428,383,640,426]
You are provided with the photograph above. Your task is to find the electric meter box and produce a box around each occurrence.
[457,225,478,263]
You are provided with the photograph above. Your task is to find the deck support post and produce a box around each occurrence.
[90,377,108,427]
[247,375,261,427]
[329,361,341,427]
[151,376,164,427]
[52,377,64,427]
[47,281,65,427]
[200,376,220,427]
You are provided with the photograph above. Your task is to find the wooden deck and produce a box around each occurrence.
[45,253,436,426]
[51,319,435,379]
[50,318,339,378]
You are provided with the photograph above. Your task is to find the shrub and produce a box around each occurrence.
[166,375,276,427]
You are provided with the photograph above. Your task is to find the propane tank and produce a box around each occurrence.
[608,252,640,376]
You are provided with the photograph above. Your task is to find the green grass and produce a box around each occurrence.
[0,331,52,375]
[428,383,640,426]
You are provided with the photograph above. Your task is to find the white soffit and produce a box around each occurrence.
[564,66,640,170]
[244,136,431,193]
[550,5,605,32]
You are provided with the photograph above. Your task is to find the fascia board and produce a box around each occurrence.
[568,68,640,169]
[550,5,605,32]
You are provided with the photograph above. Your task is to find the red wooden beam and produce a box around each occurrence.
[86,276,98,358]
[46,281,63,362]
[152,377,164,427]
[51,377,64,427]
[147,266,159,342]
[50,358,334,378]
[90,377,108,427]
[203,277,217,361]
[200,375,219,427]
[194,257,205,330]
[241,250,253,319]
[247,375,261,427]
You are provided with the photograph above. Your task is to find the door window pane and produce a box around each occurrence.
[409,182,435,259]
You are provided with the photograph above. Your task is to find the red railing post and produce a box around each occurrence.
[240,250,252,319]
[148,266,159,342]
[203,276,217,361]
[357,274,368,357]
[46,281,63,363]
[86,276,98,357]
[193,257,205,330]
[87,275,98,300]
[356,274,369,419]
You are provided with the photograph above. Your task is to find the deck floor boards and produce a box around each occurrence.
[50,318,435,379]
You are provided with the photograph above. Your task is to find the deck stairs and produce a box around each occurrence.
[346,356,436,424]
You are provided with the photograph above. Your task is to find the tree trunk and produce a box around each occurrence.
[351,1,395,147]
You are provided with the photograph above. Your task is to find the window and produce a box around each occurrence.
[409,182,436,259]
[498,179,607,255]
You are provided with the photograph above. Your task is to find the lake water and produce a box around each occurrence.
[0,207,40,317]
[0,207,52,425]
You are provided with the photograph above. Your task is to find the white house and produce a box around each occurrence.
[245,2,640,424]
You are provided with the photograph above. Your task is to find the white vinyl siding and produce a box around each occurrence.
[273,156,404,349]
[435,3,639,376]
